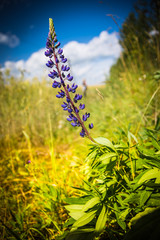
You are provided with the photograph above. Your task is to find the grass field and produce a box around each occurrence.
[0,71,159,239]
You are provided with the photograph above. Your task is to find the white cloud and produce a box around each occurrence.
[0,32,20,48]
[3,49,47,78]
[63,31,121,85]
[3,30,121,85]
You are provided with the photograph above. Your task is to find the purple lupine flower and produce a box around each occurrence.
[83,114,87,121]
[89,123,94,129]
[61,58,67,63]
[45,18,94,141]
[66,66,70,71]
[67,117,72,122]
[80,129,85,137]
[46,59,54,68]
[45,49,52,57]
[52,81,61,88]
[75,107,79,113]
[79,103,85,110]
[71,122,77,127]
[56,90,65,98]
[74,94,82,103]
[67,74,73,81]
[58,48,63,54]
[82,112,90,121]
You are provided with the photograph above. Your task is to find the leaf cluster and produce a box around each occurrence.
[59,128,160,240]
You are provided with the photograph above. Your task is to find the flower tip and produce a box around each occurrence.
[49,18,54,31]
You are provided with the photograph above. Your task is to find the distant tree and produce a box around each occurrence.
[109,0,160,89]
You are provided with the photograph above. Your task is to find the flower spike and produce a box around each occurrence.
[45,18,94,141]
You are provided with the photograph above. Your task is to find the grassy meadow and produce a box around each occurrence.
[0,66,159,239]
[1,0,160,238]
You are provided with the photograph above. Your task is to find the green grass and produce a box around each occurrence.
[0,70,159,239]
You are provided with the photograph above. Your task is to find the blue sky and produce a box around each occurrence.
[0,0,137,85]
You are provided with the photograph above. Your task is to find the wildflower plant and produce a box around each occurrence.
[45,18,160,240]
[45,18,94,141]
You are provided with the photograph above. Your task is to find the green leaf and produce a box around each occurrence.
[152,138,160,151]
[72,210,97,228]
[106,179,117,188]
[65,205,84,212]
[119,208,130,221]
[138,168,160,184]
[95,204,107,234]
[147,196,160,207]
[144,182,160,188]
[114,143,128,149]
[85,150,97,164]
[155,150,160,155]
[65,204,84,220]
[65,205,85,220]
[69,211,85,220]
[128,131,138,144]
[82,197,100,212]
[70,228,95,233]
[64,197,89,205]
[63,218,75,228]
[114,203,126,230]
[139,190,152,207]
[94,137,115,151]
[99,152,117,164]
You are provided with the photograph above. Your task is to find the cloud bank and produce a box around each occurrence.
[3,30,121,85]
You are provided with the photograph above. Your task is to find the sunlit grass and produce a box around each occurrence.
[0,71,159,239]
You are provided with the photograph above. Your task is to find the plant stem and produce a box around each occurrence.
[52,49,95,143]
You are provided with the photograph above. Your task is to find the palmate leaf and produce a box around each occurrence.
[95,204,107,234]
[72,210,97,229]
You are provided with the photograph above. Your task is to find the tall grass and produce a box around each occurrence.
[0,62,159,239]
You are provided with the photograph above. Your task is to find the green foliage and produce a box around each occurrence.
[60,128,160,239]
